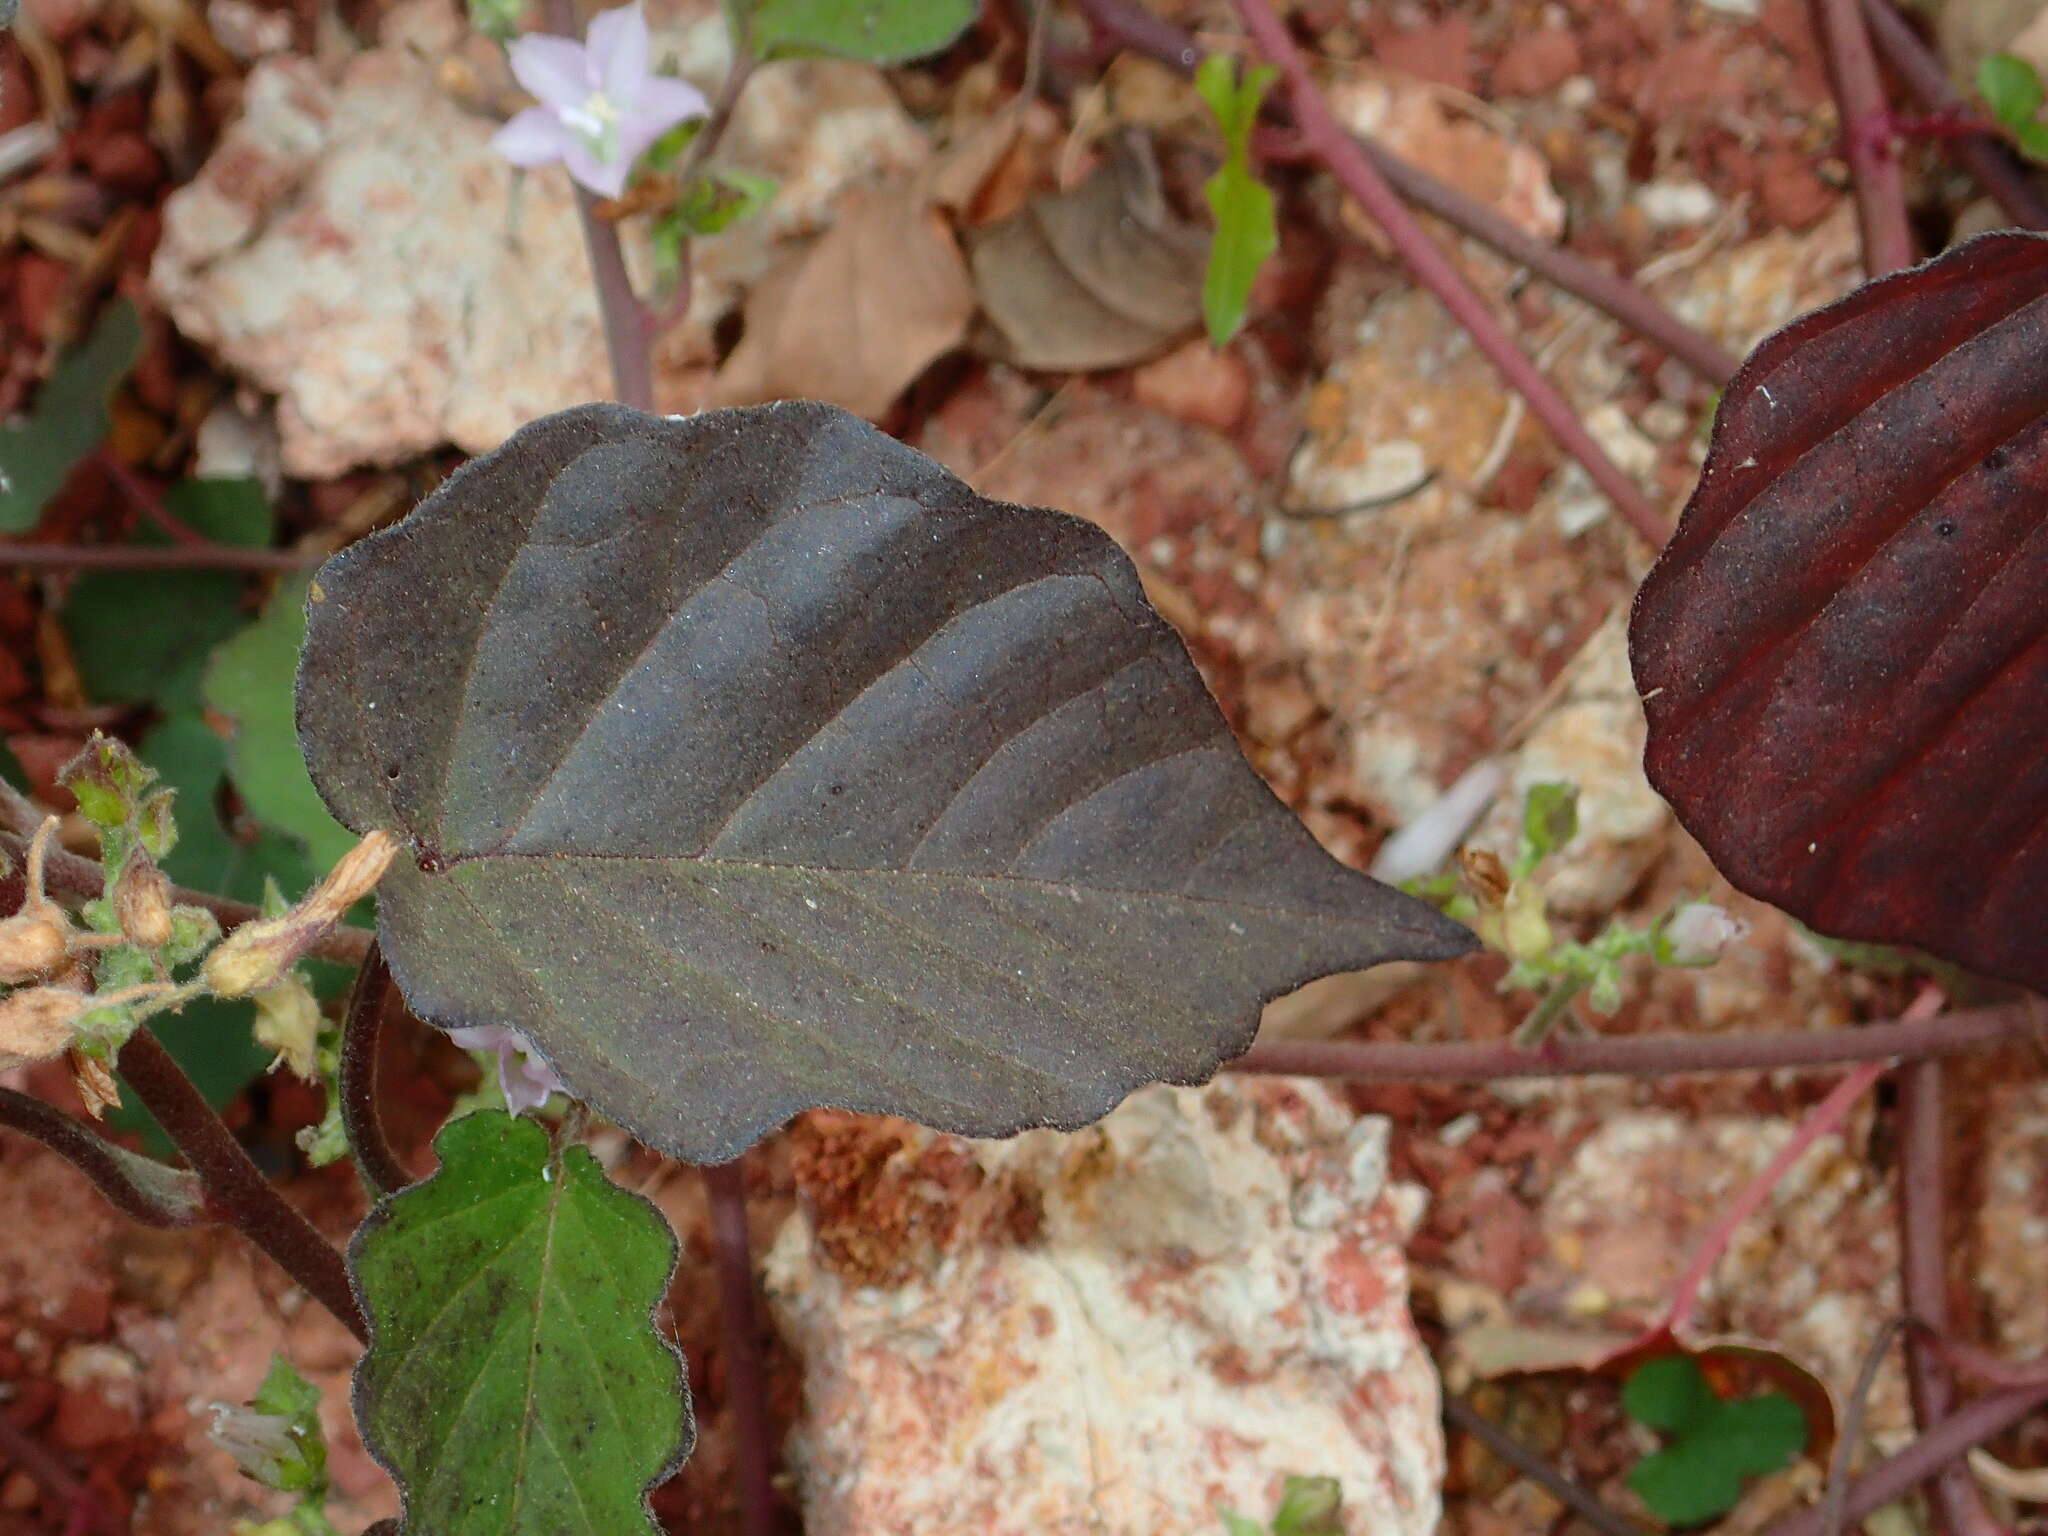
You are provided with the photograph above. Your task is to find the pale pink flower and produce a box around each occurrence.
[447,1023,568,1116]
[491,2,708,199]
[1660,902,1750,966]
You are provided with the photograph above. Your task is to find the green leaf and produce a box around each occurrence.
[1708,1392,1807,1476]
[1194,54,1279,348]
[728,0,977,63]
[1628,1439,1743,1527]
[204,575,356,871]
[295,403,1473,1164]
[1979,52,2044,128]
[1270,1475,1342,1536]
[2017,118,2048,164]
[1622,1355,1713,1433]
[1218,1514,1267,1536]
[63,479,274,713]
[0,300,141,532]
[350,1111,693,1535]
[1519,781,1579,868]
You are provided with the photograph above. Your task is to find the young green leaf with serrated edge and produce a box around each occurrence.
[296,402,1473,1163]
[64,478,275,713]
[1195,53,1280,348]
[726,0,976,63]
[350,1111,692,1536]
[205,574,358,871]
[0,300,140,532]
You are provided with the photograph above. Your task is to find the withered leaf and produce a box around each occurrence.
[298,402,1473,1162]
[969,135,1207,372]
[1631,231,2048,992]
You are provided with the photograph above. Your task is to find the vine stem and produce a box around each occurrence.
[1228,0,1668,547]
[706,1158,777,1536]
[1860,0,2048,231]
[1073,0,1738,384]
[1812,0,1916,275]
[339,940,412,1199]
[1230,1000,2037,1084]
[1897,1060,2002,1536]
[1442,1392,1647,1536]
[118,1029,368,1342]
[0,1416,124,1536]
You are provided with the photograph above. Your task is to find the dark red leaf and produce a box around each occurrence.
[1630,231,2048,992]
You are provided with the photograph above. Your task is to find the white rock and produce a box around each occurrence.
[1636,178,1719,228]
[152,0,928,476]
[765,1078,1444,1536]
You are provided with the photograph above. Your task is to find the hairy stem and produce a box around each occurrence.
[1861,0,2048,231]
[0,1086,205,1226]
[1813,0,1916,274]
[1230,1001,2037,1084]
[1897,1060,2001,1535]
[119,1029,368,1342]
[1443,1392,1648,1536]
[1759,1383,2048,1536]
[1229,0,1667,546]
[706,1157,777,1536]
[339,940,412,1199]
[1074,0,1739,385]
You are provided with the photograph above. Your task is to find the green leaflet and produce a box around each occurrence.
[0,300,140,532]
[1622,1356,1806,1526]
[350,1112,693,1535]
[726,0,977,63]
[1194,53,1279,348]
[63,478,273,714]
[204,574,357,871]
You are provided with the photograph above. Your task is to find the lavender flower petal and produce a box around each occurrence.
[587,0,649,102]
[491,106,574,167]
[507,33,593,109]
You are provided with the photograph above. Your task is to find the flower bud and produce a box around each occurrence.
[253,975,323,1080]
[204,832,397,999]
[114,853,174,950]
[1659,903,1750,967]
[70,1047,121,1118]
[0,910,71,984]
[0,985,88,1071]
[209,1405,300,1488]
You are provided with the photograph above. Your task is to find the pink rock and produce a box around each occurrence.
[765,1077,1442,1536]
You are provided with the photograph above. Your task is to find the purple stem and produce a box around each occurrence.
[1861,0,2048,231]
[1813,0,1916,274]
[1074,0,1740,385]
[1898,1061,2002,1536]
[340,940,413,1199]
[1443,1392,1647,1536]
[0,1416,123,1536]
[1230,1002,2037,1083]
[1230,0,1668,546]
[119,1029,368,1342]
[0,1085,205,1226]
[706,1157,777,1536]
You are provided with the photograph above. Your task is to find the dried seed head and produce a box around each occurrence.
[114,852,174,950]
[204,832,396,999]
[0,911,71,984]
[1458,847,1511,910]
[0,985,89,1071]
[70,1048,121,1119]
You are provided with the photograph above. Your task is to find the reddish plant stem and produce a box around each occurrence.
[1443,1392,1647,1536]
[1666,1059,1888,1336]
[1897,1060,2001,1536]
[1229,0,1667,546]
[1759,1383,2048,1536]
[0,1416,123,1536]
[0,1086,205,1226]
[119,1029,369,1342]
[1231,1001,2037,1084]
[95,448,209,546]
[1812,0,1916,274]
[0,822,373,966]
[0,541,314,572]
[706,1158,777,1536]
[1075,0,1740,385]
[1932,1337,2048,1392]
[339,940,412,1199]
[1861,0,2048,231]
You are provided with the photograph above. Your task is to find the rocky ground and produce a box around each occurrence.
[2,0,2047,1531]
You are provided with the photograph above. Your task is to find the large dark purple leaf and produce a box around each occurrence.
[298,402,1472,1162]
[1630,231,2048,993]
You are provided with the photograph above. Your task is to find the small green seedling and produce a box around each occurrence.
[1195,53,1280,347]
[1623,1355,1807,1527]
[1978,53,2048,162]
[1220,1474,1343,1536]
